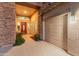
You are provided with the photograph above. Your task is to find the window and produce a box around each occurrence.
[17,16,30,20]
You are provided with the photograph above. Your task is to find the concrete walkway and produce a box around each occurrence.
[1,34,70,56]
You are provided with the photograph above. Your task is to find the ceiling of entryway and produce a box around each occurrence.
[16,2,55,17]
[16,4,37,17]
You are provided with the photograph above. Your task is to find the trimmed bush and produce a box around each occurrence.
[31,34,42,41]
[13,33,25,46]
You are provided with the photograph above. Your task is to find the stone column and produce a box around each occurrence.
[0,3,16,47]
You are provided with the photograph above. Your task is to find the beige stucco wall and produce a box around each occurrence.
[30,11,38,35]
[68,9,79,55]
[43,3,79,55]
[0,3,16,47]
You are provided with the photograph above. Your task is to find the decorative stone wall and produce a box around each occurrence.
[0,3,16,47]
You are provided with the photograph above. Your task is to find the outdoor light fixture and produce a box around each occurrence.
[18,22,20,26]
[69,11,76,24]
[17,22,20,31]
[24,10,27,14]
[70,15,76,24]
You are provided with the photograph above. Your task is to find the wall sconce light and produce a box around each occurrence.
[69,11,76,24]
[18,22,20,26]
[70,15,76,24]
[17,22,20,31]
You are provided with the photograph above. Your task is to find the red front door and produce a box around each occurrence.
[21,22,27,34]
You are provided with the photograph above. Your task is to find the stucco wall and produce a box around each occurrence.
[0,3,16,47]
[43,3,79,55]
[30,11,38,35]
[68,9,79,55]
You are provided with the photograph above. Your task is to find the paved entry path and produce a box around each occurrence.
[2,34,70,56]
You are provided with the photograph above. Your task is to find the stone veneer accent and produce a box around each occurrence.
[0,3,16,47]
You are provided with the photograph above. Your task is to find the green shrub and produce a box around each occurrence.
[31,34,42,41]
[13,33,25,46]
